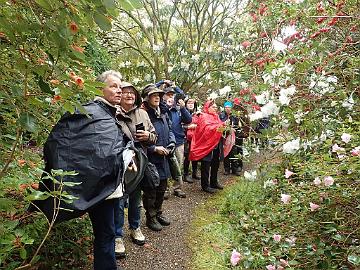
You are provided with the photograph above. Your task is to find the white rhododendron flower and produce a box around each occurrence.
[279,95,291,105]
[283,138,300,154]
[209,92,218,100]
[255,91,270,105]
[342,95,355,110]
[261,100,279,117]
[272,39,287,51]
[244,170,257,180]
[219,86,231,96]
[181,61,190,70]
[132,78,140,85]
[191,54,200,62]
[341,133,352,143]
[249,110,264,122]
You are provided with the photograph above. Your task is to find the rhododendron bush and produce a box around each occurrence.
[217,0,359,269]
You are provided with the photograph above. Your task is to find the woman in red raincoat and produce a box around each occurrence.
[189,100,225,193]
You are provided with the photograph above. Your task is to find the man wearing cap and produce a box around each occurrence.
[162,86,192,198]
[113,82,157,258]
[141,84,176,231]
[219,101,243,176]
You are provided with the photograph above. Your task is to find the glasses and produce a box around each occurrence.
[122,91,135,96]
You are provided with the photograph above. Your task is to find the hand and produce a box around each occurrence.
[187,123,197,130]
[177,99,185,108]
[127,151,138,172]
[155,146,169,156]
[135,130,150,142]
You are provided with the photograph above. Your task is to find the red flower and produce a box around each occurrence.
[18,159,26,167]
[253,104,261,111]
[71,44,85,53]
[250,13,258,22]
[260,32,267,38]
[316,2,325,13]
[0,32,6,38]
[258,3,267,16]
[241,41,251,49]
[69,71,77,80]
[50,79,60,85]
[328,17,338,26]
[69,21,78,34]
[317,17,326,24]
[53,95,62,101]
[346,36,353,43]
[310,31,321,39]
[233,98,240,105]
[319,27,330,33]
[75,76,84,88]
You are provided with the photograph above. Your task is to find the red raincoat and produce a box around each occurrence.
[189,101,224,161]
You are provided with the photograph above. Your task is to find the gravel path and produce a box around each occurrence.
[117,172,234,270]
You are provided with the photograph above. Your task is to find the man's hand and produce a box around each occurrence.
[178,99,185,108]
[155,146,169,156]
[127,150,138,172]
[135,130,150,142]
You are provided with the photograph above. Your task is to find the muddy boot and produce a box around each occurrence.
[184,174,194,183]
[146,216,162,231]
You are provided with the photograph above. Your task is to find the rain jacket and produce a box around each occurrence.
[167,105,192,146]
[33,99,146,223]
[143,102,176,180]
[189,101,224,161]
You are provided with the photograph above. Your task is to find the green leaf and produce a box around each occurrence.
[63,101,75,114]
[38,76,52,94]
[35,0,52,11]
[25,190,50,201]
[18,113,37,133]
[348,255,360,266]
[93,12,112,31]
[19,247,27,260]
[102,0,116,9]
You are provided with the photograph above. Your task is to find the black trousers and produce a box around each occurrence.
[224,138,243,173]
[184,140,198,176]
[200,147,220,189]
[142,179,168,219]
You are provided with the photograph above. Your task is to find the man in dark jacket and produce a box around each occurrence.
[163,86,192,198]
[141,84,176,231]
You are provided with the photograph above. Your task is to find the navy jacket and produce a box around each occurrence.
[168,106,192,146]
[145,104,176,180]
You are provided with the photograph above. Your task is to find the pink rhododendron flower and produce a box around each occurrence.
[313,177,321,185]
[351,146,360,156]
[279,259,289,267]
[230,249,242,266]
[323,176,334,186]
[273,234,282,242]
[284,169,294,179]
[266,265,276,270]
[281,194,291,204]
[310,202,320,211]
[332,143,345,152]
[341,133,351,143]
[337,154,346,160]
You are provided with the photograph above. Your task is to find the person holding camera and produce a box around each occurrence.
[162,86,192,198]
[141,84,176,231]
[113,82,157,258]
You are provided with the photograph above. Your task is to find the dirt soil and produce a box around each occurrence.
[117,172,236,270]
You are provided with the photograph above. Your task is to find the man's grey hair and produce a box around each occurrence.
[96,70,122,83]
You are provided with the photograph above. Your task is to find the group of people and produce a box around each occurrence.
[37,70,249,270]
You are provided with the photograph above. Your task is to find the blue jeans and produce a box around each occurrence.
[114,188,142,238]
[88,198,119,270]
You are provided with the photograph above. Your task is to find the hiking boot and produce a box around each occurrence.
[202,187,217,193]
[184,175,194,183]
[211,183,224,190]
[163,188,170,200]
[130,227,145,246]
[146,217,162,231]
[115,238,126,258]
[157,214,171,226]
[173,188,186,198]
